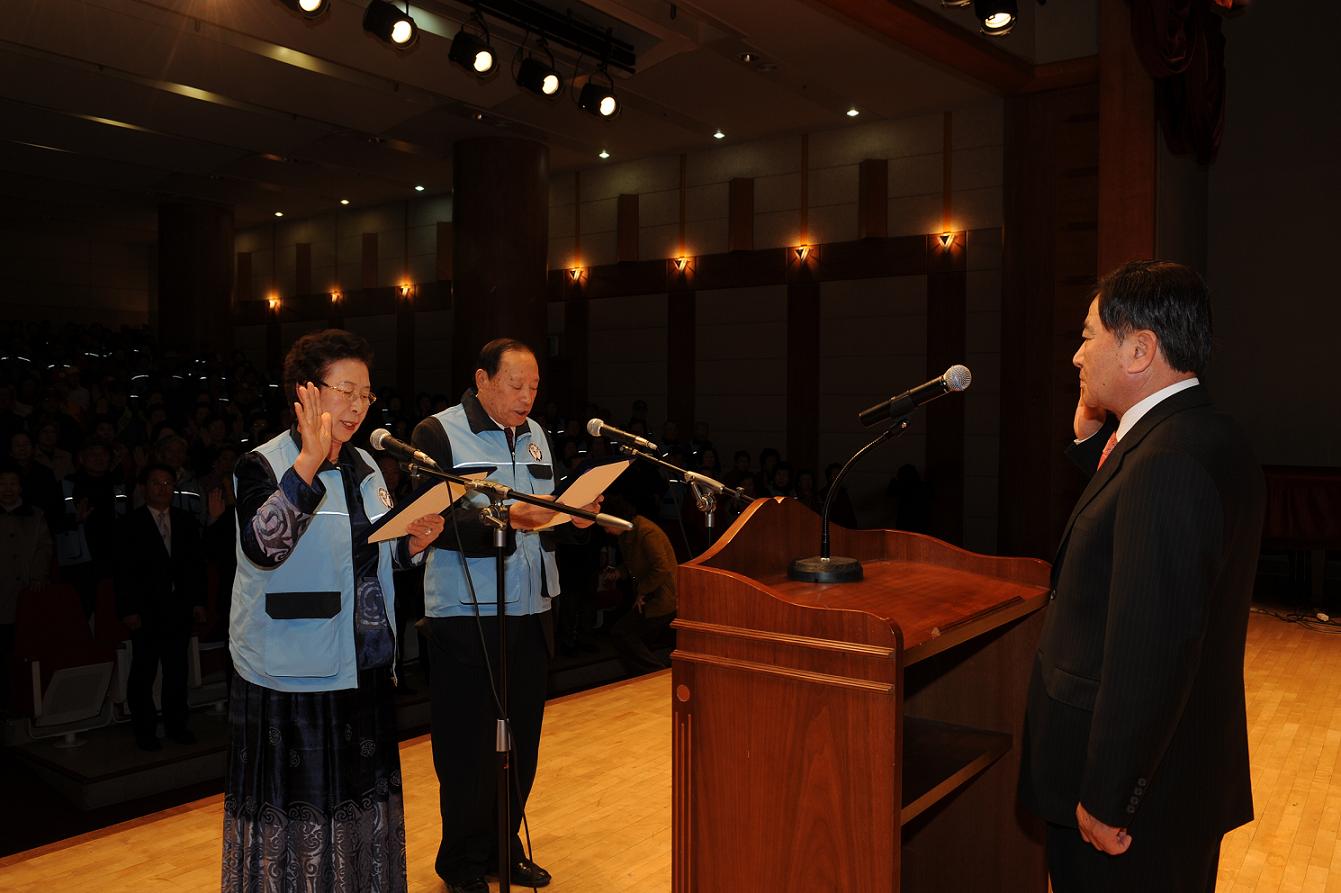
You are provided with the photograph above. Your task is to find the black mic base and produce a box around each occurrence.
[788,555,863,583]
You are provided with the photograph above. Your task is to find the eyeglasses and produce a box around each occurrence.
[319,380,378,407]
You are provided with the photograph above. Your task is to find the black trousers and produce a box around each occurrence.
[1047,821,1222,892]
[609,609,673,674]
[127,626,190,741]
[428,614,549,884]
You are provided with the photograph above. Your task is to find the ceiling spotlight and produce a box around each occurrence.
[578,67,619,118]
[274,211,284,218]
[846,106,860,118]
[940,0,972,6]
[277,0,329,19]
[363,0,418,48]
[414,184,425,192]
[738,51,755,63]
[449,13,496,77]
[713,129,725,140]
[339,198,350,206]
[517,40,562,97]
[598,149,610,159]
[973,0,1017,36]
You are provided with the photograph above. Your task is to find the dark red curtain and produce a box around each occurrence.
[1128,0,1244,164]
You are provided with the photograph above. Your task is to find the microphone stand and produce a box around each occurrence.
[788,417,910,583]
[615,446,751,547]
[407,462,624,893]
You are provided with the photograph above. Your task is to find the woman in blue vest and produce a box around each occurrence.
[222,329,444,892]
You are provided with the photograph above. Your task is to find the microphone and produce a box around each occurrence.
[857,364,972,427]
[586,418,659,453]
[370,428,441,471]
[592,513,634,532]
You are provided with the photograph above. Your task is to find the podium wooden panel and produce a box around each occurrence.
[671,497,1051,892]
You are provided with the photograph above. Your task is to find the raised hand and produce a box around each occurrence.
[293,381,332,484]
[1073,395,1107,442]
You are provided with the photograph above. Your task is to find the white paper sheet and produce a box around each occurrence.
[366,472,489,543]
[533,459,631,529]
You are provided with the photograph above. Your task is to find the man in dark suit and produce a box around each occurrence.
[118,462,206,750]
[1020,260,1266,891]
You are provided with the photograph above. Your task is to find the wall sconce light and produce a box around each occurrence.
[569,266,584,282]
[398,282,414,300]
[267,294,281,312]
[674,256,690,273]
[330,290,343,304]
[938,232,955,251]
[794,245,812,263]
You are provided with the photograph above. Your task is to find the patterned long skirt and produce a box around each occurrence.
[222,669,407,892]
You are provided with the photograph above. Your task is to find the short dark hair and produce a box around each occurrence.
[283,329,374,400]
[1096,260,1213,374]
[476,338,534,378]
[139,461,176,485]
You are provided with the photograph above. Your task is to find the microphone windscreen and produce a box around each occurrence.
[370,428,391,450]
[586,418,604,438]
[944,364,972,392]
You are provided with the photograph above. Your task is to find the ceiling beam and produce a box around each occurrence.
[808,0,1095,94]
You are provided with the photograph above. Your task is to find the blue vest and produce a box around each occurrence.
[228,432,397,692]
[423,406,559,618]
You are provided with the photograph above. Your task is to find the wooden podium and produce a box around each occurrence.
[671,497,1051,892]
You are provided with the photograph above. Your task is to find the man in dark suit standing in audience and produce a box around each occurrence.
[1019,261,1266,892]
[118,462,206,750]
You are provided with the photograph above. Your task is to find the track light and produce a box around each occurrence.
[516,41,562,97]
[450,13,496,76]
[363,0,418,48]
[277,0,329,18]
[973,0,1017,36]
[578,67,619,117]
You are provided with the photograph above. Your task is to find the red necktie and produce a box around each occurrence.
[1097,431,1119,470]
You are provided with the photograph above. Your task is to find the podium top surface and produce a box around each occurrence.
[754,558,1048,656]
[683,498,1051,661]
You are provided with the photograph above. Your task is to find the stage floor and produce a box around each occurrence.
[1,613,1339,892]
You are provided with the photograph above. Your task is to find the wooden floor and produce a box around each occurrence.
[1,612,1339,892]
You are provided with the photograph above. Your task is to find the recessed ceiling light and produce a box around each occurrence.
[414,185,425,192]
[598,149,610,160]
[339,199,350,206]
[738,51,755,63]
[274,211,284,217]
[713,129,725,140]
[846,106,860,118]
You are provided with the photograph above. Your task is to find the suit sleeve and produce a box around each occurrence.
[1080,449,1223,827]
[115,520,142,619]
[411,416,515,557]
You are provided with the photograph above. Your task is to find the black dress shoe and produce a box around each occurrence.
[505,857,552,888]
[444,878,488,893]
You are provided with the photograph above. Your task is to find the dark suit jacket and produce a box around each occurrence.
[116,505,206,631]
[1020,385,1265,839]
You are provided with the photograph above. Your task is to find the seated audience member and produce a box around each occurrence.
[601,492,678,675]
[754,447,780,495]
[820,461,859,529]
[33,419,74,482]
[9,431,62,530]
[794,468,819,512]
[117,462,207,750]
[767,463,794,498]
[0,466,53,710]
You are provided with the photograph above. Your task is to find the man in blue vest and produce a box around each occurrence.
[413,338,598,893]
